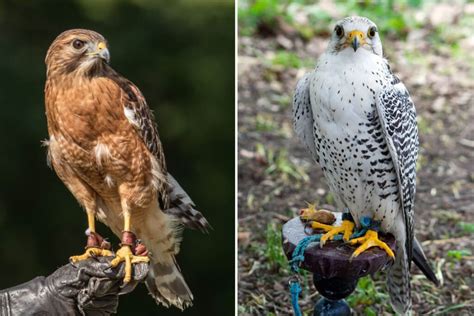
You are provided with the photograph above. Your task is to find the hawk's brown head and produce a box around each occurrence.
[45,29,110,77]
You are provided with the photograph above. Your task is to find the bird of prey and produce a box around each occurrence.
[44,29,210,310]
[293,17,438,314]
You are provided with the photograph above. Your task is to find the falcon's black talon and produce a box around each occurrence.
[341,212,354,222]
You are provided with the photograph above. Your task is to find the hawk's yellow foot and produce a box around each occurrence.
[349,229,395,260]
[70,247,114,263]
[110,244,150,283]
[70,230,113,262]
[315,219,355,247]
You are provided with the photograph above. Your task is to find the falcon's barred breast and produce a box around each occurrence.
[293,17,438,314]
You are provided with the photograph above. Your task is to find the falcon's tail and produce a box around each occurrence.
[387,246,411,315]
[412,237,439,286]
[140,202,193,310]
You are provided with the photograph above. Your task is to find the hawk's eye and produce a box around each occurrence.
[72,39,85,50]
[334,25,344,38]
[368,26,377,38]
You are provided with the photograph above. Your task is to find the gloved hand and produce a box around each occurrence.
[0,256,149,316]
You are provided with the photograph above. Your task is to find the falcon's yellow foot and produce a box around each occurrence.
[110,245,150,283]
[349,229,395,260]
[316,219,355,247]
[70,247,114,263]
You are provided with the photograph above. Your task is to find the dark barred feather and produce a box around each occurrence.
[164,173,211,233]
[376,78,418,263]
[388,247,412,315]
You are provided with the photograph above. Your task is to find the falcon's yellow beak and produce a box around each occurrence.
[88,41,110,63]
[347,30,365,52]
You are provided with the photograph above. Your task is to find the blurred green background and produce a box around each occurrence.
[0,0,234,314]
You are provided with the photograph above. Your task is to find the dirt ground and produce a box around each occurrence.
[237,4,474,316]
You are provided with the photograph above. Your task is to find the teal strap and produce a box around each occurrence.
[290,280,302,316]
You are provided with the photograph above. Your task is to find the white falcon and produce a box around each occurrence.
[293,16,438,314]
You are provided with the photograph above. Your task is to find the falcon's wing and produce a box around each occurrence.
[166,173,211,233]
[293,72,318,161]
[375,71,419,263]
[110,74,169,209]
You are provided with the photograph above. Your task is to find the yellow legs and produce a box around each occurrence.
[349,229,395,260]
[313,219,355,247]
[109,211,149,283]
[300,205,395,259]
[70,210,113,262]
[301,205,354,247]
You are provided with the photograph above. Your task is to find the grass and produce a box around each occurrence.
[434,210,463,223]
[265,222,288,272]
[255,114,277,132]
[338,0,420,38]
[256,143,309,182]
[239,0,425,38]
[417,116,432,134]
[432,302,474,315]
[447,249,472,261]
[271,94,291,109]
[324,191,335,205]
[261,50,313,71]
[238,0,291,36]
[457,222,474,234]
[271,51,310,68]
[347,275,392,314]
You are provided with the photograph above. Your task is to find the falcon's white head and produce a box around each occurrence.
[328,16,383,57]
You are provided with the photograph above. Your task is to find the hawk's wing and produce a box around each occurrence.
[375,70,419,263]
[293,72,318,161]
[167,173,211,233]
[111,73,209,231]
[110,73,170,209]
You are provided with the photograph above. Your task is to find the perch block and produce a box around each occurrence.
[282,213,396,316]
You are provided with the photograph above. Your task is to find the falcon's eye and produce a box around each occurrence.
[334,25,344,38]
[72,39,85,50]
[368,26,377,38]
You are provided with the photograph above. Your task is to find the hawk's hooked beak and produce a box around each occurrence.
[347,30,365,52]
[88,41,110,63]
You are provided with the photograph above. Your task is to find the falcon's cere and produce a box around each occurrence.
[44,29,210,310]
[293,17,438,314]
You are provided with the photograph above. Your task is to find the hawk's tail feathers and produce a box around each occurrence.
[145,256,193,310]
[141,202,192,310]
[387,247,411,315]
[166,173,212,233]
[412,237,439,286]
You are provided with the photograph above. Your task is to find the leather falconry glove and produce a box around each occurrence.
[0,256,149,316]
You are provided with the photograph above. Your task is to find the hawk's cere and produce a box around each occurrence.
[293,17,438,314]
[44,29,210,310]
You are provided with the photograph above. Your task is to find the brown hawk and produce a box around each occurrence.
[44,29,210,310]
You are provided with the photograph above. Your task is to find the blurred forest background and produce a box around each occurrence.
[238,0,473,315]
[0,0,234,315]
